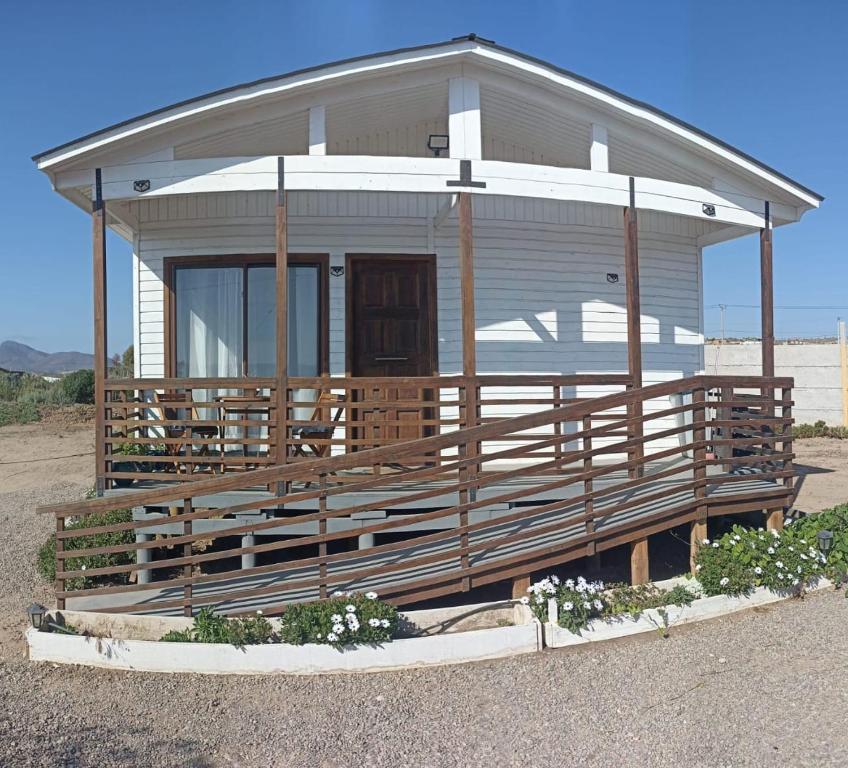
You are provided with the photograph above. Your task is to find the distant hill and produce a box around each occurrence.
[0,341,94,375]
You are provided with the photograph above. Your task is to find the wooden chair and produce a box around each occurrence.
[150,391,220,474]
[290,391,346,460]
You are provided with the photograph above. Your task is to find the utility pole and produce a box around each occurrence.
[839,318,848,427]
[718,304,726,342]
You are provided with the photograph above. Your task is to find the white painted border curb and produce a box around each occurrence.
[542,578,834,648]
[26,612,543,676]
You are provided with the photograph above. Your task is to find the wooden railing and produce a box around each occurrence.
[51,375,794,616]
[101,374,631,484]
[103,377,277,485]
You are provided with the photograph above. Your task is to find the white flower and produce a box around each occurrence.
[583,601,591,609]
[797,566,802,573]
[719,577,730,587]
[332,591,344,597]
[565,579,575,589]
[330,613,342,623]
[535,595,544,604]
[770,529,780,537]
[593,599,603,611]
[800,553,808,561]
[365,591,378,600]
[775,561,784,569]
[695,564,702,572]
[767,547,775,555]
[788,546,795,552]
[563,601,574,611]
[332,623,344,634]
[754,567,762,575]
[712,542,719,548]
[380,619,390,628]
[779,572,785,579]
[368,618,380,627]
[550,575,561,585]
[345,604,356,613]
[316,633,322,639]
[326,632,338,642]
[256,610,263,615]
[81,565,86,571]
[702,539,710,545]
[519,596,529,605]
[733,534,741,542]
[758,527,764,532]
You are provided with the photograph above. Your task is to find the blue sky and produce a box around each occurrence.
[1,0,844,353]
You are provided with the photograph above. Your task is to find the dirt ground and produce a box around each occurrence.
[1,426,847,767]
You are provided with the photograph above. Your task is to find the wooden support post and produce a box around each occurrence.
[93,168,108,496]
[630,538,649,585]
[691,387,708,574]
[55,516,65,611]
[318,472,328,598]
[624,177,648,575]
[512,575,531,600]
[275,157,288,491]
[760,201,775,379]
[781,386,795,512]
[458,191,477,592]
[183,498,193,617]
[766,508,784,532]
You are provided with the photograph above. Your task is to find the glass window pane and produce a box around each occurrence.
[245,264,320,377]
[246,267,276,377]
[288,265,320,377]
[175,267,243,377]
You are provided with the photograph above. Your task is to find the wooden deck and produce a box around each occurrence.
[41,374,795,616]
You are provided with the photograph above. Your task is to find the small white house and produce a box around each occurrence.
[36,36,818,611]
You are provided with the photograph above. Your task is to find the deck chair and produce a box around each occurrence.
[290,391,345,460]
[149,391,220,474]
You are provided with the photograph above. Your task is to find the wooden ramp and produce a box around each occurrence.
[42,375,795,616]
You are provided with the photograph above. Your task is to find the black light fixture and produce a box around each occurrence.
[817,529,834,556]
[427,134,449,157]
[133,179,151,193]
[27,603,46,630]
[702,203,716,217]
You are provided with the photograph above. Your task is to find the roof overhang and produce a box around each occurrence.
[33,34,823,211]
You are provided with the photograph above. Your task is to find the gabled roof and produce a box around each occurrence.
[33,34,823,206]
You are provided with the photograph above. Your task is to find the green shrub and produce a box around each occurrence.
[793,420,848,440]
[694,523,826,596]
[603,582,698,617]
[37,508,135,590]
[160,607,274,647]
[525,576,607,634]
[791,505,848,580]
[279,591,397,647]
[0,401,39,426]
[60,369,95,404]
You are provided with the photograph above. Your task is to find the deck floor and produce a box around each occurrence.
[75,461,789,615]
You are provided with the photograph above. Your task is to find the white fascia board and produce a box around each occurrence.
[36,42,476,170]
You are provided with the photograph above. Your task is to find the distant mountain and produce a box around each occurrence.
[0,341,95,375]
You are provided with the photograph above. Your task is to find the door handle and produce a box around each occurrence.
[374,356,409,362]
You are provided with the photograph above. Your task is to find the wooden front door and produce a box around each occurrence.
[348,255,437,448]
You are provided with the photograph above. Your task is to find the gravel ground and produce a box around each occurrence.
[1,426,847,767]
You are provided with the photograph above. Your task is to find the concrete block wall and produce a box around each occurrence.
[704,342,845,426]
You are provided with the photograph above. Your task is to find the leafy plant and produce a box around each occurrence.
[37,508,135,590]
[603,582,698,618]
[0,401,39,426]
[524,576,607,634]
[160,607,274,647]
[790,505,848,580]
[279,591,397,648]
[60,369,95,405]
[694,523,826,597]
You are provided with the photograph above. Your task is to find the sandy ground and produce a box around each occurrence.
[0,425,847,767]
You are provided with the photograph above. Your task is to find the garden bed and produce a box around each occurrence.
[542,576,833,648]
[26,601,542,675]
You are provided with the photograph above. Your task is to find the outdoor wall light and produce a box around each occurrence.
[817,529,834,556]
[27,603,46,630]
[702,203,716,217]
[427,134,449,157]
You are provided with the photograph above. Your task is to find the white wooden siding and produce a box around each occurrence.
[134,192,704,452]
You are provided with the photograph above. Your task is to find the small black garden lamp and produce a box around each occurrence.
[27,603,46,630]
[817,530,834,557]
